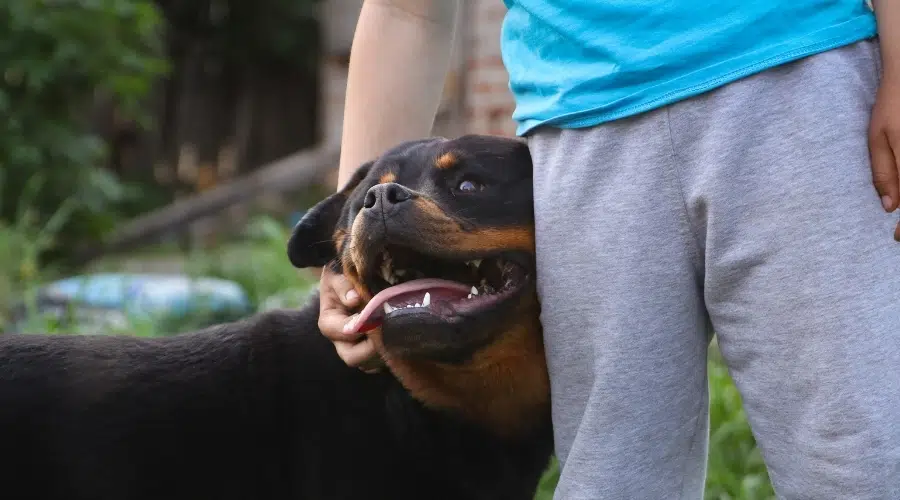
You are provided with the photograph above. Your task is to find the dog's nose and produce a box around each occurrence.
[363,183,414,211]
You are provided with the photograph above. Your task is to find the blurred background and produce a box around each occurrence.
[0,1,774,498]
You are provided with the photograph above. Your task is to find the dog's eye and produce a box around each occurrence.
[457,179,481,193]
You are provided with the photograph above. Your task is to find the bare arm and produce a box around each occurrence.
[874,0,900,76]
[337,0,460,188]
[320,0,460,368]
[868,0,900,239]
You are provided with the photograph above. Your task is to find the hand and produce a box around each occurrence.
[868,73,900,240]
[317,266,384,373]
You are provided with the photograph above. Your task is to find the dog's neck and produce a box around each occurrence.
[379,317,551,439]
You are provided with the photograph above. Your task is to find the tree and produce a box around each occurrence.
[0,0,168,253]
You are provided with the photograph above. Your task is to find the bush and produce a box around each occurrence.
[0,175,76,328]
[705,352,775,500]
[0,0,168,258]
[184,215,319,309]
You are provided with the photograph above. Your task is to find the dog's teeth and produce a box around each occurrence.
[470,286,479,296]
[422,292,431,307]
[466,259,482,268]
[383,303,395,314]
[467,294,473,299]
[380,261,395,284]
[414,302,421,307]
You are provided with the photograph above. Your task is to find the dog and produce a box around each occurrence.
[0,135,553,500]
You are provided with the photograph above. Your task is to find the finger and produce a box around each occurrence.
[868,128,899,212]
[334,337,379,368]
[317,273,362,340]
[889,129,900,214]
[321,268,361,308]
[319,310,362,343]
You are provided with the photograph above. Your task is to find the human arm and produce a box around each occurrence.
[868,0,900,239]
[319,0,461,368]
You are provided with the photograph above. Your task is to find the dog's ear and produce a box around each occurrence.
[287,162,373,268]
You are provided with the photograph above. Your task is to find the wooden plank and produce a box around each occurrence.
[72,145,340,265]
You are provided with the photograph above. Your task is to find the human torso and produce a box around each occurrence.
[501,0,878,135]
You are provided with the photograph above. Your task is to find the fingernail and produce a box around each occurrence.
[345,289,359,301]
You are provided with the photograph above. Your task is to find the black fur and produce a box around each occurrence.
[0,298,552,500]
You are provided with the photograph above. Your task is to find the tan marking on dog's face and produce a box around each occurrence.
[369,290,549,437]
[340,214,373,301]
[413,198,536,253]
[448,227,535,254]
[434,152,457,170]
[379,172,397,184]
[333,228,347,253]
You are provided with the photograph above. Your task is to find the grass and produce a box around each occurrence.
[183,216,320,310]
[704,348,775,500]
[2,211,775,499]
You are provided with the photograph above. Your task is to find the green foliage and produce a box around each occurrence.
[705,353,776,500]
[0,0,168,255]
[184,215,318,309]
[533,457,559,500]
[0,174,77,328]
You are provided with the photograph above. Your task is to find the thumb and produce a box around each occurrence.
[868,128,900,212]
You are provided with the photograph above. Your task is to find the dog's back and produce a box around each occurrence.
[0,297,552,500]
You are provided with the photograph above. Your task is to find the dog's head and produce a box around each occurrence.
[288,135,548,435]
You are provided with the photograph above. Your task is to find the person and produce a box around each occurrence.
[316,0,900,498]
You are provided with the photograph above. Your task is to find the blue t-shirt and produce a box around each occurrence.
[501,0,878,136]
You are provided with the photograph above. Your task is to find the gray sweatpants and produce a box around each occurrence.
[529,39,900,500]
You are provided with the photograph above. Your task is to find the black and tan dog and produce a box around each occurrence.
[0,135,553,500]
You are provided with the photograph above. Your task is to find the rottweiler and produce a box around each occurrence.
[0,135,553,500]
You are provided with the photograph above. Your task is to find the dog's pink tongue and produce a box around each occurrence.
[349,279,471,333]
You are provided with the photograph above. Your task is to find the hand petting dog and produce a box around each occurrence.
[317,268,383,371]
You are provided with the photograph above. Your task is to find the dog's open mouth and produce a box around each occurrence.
[351,245,530,333]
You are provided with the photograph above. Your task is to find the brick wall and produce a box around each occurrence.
[319,0,517,146]
[462,0,517,137]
